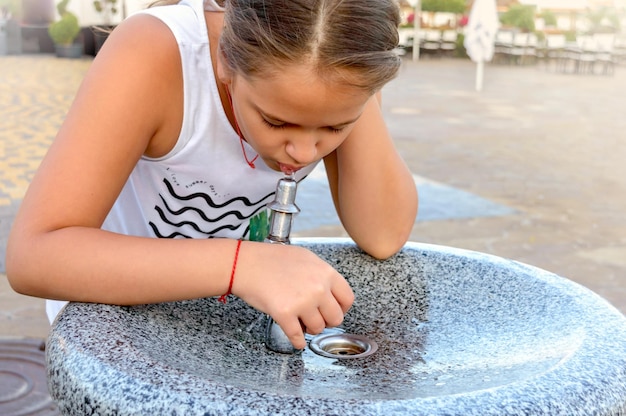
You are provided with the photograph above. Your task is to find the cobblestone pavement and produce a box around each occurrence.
[1,53,626,341]
[1,56,94,341]
[388,57,626,315]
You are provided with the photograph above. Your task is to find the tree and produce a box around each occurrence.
[421,0,466,14]
[93,0,129,24]
[538,10,557,27]
[0,0,20,16]
[585,7,620,34]
[500,4,535,32]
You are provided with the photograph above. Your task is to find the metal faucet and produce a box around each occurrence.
[264,174,303,354]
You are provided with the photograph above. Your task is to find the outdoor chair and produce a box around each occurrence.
[523,33,539,65]
[613,35,626,64]
[567,35,597,74]
[508,32,538,65]
[439,30,457,56]
[420,29,442,56]
[543,33,568,72]
[566,34,615,76]
[592,33,616,75]
[493,30,514,64]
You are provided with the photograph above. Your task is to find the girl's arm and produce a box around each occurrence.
[6,14,352,350]
[7,14,185,302]
[324,94,418,259]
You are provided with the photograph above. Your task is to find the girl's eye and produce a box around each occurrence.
[262,119,286,129]
[262,117,345,134]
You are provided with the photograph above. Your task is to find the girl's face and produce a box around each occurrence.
[219,62,371,174]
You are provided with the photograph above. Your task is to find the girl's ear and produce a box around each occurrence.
[216,50,233,86]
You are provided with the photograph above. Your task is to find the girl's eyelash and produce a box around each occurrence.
[262,119,286,129]
[262,118,344,133]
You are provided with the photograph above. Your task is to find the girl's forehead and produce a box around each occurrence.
[238,66,370,126]
[245,63,367,98]
[245,58,362,87]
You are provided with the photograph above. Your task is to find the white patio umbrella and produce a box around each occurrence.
[463,0,500,91]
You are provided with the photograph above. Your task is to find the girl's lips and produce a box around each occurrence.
[278,163,302,175]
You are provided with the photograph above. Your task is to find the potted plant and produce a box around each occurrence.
[93,0,119,25]
[0,4,10,56]
[48,0,82,58]
[0,0,20,55]
[92,0,122,54]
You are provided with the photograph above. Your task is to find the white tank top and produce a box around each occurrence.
[46,0,317,322]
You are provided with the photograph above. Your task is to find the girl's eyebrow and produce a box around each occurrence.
[258,106,362,129]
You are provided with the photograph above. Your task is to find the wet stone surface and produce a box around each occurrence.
[46,240,626,415]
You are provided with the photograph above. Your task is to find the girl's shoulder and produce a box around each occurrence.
[136,0,210,46]
[97,13,180,74]
[89,14,185,158]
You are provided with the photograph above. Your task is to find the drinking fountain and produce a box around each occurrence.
[44,167,626,415]
[46,237,626,415]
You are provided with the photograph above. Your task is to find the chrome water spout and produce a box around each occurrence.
[265,174,300,244]
[264,174,302,354]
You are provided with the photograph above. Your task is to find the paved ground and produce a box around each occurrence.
[1,56,95,341]
[1,53,626,413]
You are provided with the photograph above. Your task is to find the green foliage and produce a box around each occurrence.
[421,0,466,14]
[0,0,20,16]
[48,11,80,45]
[93,0,119,25]
[249,210,270,242]
[538,10,557,27]
[585,7,620,33]
[454,32,468,58]
[56,0,70,16]
[564,30,577,42]
[93,0,118,16]
[500,4,535,32]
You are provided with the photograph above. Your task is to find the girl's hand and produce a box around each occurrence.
[232,242,354,349]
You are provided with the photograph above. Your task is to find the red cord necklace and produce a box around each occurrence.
[224,85,259,169]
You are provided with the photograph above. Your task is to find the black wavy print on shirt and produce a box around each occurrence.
[149,178,274,239]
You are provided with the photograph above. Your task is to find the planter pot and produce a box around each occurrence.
[55,42,83,58]
[93,26,114,55]
[0,19,7,56]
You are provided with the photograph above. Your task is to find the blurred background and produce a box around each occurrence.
[2,0,626,59]
[1,1,626,413]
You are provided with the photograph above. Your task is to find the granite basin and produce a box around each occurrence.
[47,238,626,415]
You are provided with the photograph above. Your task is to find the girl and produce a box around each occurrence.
[6,0,417,350]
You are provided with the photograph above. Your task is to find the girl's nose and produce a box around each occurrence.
[285,134,318,165]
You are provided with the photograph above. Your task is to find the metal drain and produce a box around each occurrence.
[309,333,378,359]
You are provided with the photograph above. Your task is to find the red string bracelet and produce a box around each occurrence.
[218,239,242,304]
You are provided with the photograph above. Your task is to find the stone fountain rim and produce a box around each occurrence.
[47,238,626,415]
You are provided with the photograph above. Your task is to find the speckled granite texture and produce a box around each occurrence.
[47,238,626,415]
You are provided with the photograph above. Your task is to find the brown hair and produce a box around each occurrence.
[219,0,401,94]
[150,0,401,94]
